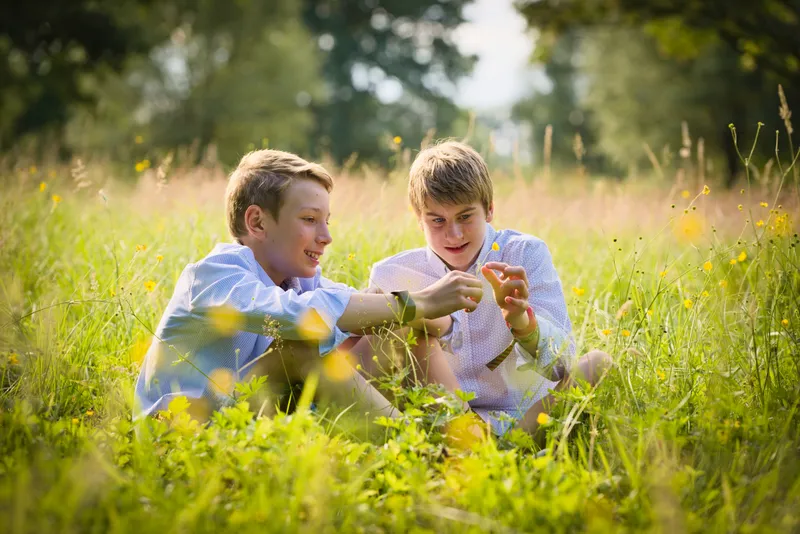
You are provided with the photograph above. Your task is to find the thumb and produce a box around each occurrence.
[481,265,502,292]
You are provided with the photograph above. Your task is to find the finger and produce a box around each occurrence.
[503,266,529,283]
[504,295,529,310]
[462,296,479,312]
[501,279,528,299]
[457,272,484,288]
[483,261,510,272]
[480,266,503,291]
[462,286,483,303]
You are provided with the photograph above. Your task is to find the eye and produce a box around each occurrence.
[460,214,472,221]
[302,217,316,223]
[432,217,445,224]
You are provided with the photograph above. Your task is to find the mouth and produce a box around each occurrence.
[304,250,323,263]
[444,243,469,254]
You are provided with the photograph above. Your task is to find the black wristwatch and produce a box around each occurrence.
[390,290,417,324]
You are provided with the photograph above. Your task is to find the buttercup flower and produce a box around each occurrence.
[144,280,156,292]
[703,261,713,272]
[491,242,500,251]
[572,286,585,297]
[39,182,47,192]
[52,194,62,205]
[702,185,710,195]
[684,299,693,309]
[738,251,747,262]
[536,412,551,425]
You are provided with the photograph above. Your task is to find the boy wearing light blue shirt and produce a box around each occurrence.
[134,149,484,421]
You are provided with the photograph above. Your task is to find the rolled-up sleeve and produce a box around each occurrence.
[188,253,354,355]
[510,240,576,376]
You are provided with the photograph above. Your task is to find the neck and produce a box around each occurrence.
[245,241,288,286]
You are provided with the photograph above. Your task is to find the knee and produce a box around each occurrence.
[583,350,613,384]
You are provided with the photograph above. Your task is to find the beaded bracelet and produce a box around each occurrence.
[509,306,538,342]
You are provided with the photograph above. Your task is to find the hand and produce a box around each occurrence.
[481,262,533,331]
[412,271,483,319]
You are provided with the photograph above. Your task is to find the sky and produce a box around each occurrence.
[452,0,544,112]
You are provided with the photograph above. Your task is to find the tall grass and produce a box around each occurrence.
[0,133,798,532]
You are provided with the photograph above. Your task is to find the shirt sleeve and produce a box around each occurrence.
[509,239,576,377]
[188,252,354,355]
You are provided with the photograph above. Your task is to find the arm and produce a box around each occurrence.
[481,242,575,377]
[189,254,482,353]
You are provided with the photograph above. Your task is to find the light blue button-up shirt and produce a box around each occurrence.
[134,243,355,419]
[369,224,575,433]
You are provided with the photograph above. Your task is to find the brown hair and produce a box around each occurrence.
[408,140,492,214]
[225,149,333,239]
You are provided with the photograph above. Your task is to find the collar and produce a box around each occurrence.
[424,223,499,275]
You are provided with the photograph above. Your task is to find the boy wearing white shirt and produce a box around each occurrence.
[366,141,611,436]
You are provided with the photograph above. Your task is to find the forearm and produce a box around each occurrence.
[336,292,417,334]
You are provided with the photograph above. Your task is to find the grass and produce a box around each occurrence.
[0,149,799,533]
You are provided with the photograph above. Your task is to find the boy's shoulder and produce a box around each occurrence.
[371,247,429,270]
[495,228,547,253]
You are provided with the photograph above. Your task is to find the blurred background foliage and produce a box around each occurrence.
[1,0,799,184]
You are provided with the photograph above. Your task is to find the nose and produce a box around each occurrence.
[445,221,463,241]
[317,222,333,246]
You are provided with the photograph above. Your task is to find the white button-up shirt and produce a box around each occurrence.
[369,224,575,433]
[134,243,355,419]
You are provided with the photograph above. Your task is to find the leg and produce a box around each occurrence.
[245,339,401,419]
[516,349,612,437]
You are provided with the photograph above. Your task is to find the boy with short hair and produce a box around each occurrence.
[367,141,611,436]
[134,149,483,421]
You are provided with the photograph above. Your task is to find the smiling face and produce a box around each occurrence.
[244,178,333,284]
[419,198,493,271]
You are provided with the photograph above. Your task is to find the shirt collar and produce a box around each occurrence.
[425,223,498,275]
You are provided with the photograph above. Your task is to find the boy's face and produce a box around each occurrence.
[418,198,493,272]
[250,178,332,283]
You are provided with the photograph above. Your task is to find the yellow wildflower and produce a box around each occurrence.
[657,369,666,381]
[8,353,19,365]
[703,261,713,272]
[684,299,693,310]
[760,201,768,208]
[144,280,156,292]
[86,410,94,417]
[72,418,79,425]
[39,182,47,192]
[536,412,551,425]
[738,251,747,262]
[782,319,789,326]
[156,255,164,263]
[135,162,145,173]
[756,220,764,227]
[601,328,612,336]
[737,204,743,211]
[729,259,737,265]
[701,291,709,298]
[646,309,653,316]
[719,280,728,288]
[135,135,143,144]
[347,253,355,260]
[491,242,500,251]
[681,190,690,198]
[702,185,710,195]
[393,136,402,145]
[109,288,116,297]
[572,286,585,297]
[52,194,62,205]
[659,270,668,278]
[621,330,631,337]
[136,244,147,252]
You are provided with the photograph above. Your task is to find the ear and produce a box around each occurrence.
[244,205,271,239]
[486,202,494,223]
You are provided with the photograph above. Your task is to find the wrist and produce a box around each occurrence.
[510,307,538,339]
[408,291,427,321]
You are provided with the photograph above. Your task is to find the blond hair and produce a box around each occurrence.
[408,141,492,214]
[225,149,333,239]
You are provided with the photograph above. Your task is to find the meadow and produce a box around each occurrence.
[0,140,798,533]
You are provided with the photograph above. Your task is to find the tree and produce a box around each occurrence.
[515,0,800,185]
[0,0,153,151]
[302,0,477,164]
